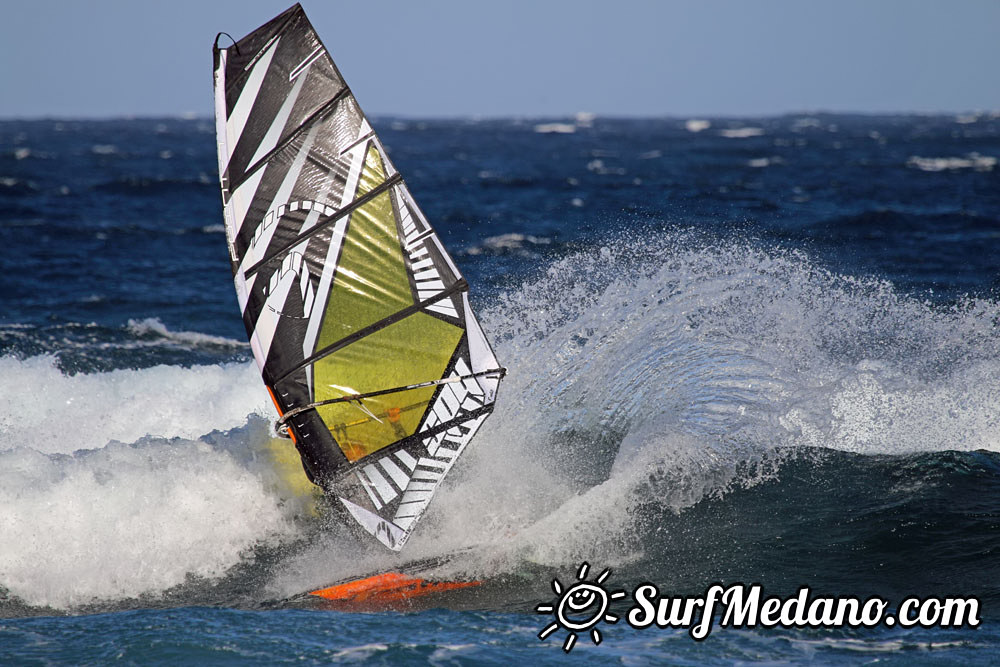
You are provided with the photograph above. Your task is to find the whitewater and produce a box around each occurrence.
[3,232,997,611]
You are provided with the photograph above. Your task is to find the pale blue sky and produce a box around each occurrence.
[1,0,998,118]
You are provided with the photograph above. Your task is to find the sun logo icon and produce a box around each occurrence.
[535,562,627,653]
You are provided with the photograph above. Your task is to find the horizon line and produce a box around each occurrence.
[1,108,998,123]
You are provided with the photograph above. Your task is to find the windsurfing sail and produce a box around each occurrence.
[212,4,504,551]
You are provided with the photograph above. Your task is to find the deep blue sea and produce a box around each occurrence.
[1,113,999,664]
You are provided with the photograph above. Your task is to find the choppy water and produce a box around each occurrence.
[1,113,999,663]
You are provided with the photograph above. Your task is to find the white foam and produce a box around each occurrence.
[332,645,390,660]
[720,127,764,138]
[462,232,552,256]
[791,117,822,130]
[533,123,576,134]
[0,356,271,455]
[126,317,247,348]
[685,119,711,133]
[0,355,302,608]
[0,436,297,608]
[907,153,996,172]
[586,158,625,175]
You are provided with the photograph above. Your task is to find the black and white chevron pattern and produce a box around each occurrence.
[398,189,459,318]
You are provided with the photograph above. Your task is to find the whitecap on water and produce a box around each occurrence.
[720,127,765,138]
[126,317,247,349]
[907,153,996,172]
[534,122,576,134]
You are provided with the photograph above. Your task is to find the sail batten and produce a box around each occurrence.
[231,86,352,195]
[244,172,402,279]
[278,368,504,425]
[273,278,469,386]
[213,3,502,551]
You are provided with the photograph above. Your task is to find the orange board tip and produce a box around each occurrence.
[309,571,481,603]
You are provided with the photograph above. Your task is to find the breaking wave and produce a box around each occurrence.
[0,356,267,454]
[0,358,302,609]
[271,231,1000,599]
[0,436,297,609]
[125,317,247,350]
[3,230,999,610]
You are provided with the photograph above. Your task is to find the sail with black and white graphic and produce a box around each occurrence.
[212,4,503,551]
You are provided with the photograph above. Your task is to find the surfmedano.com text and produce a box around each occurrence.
[626,584,981,639]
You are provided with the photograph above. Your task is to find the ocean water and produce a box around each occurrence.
[1,112,999,664]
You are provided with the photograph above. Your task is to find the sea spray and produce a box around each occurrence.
[4,232,1000,609]
[414,233,1000,574]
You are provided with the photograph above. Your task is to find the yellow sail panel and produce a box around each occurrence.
[316,144,412,347]
[314,311,464,461]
